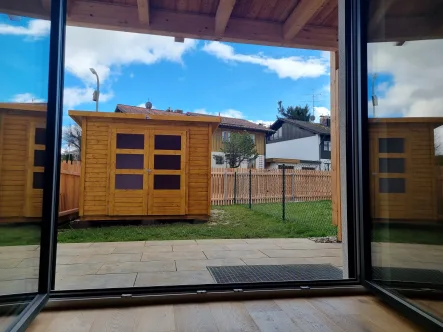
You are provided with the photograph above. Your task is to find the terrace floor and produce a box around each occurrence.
[0,238,343,293]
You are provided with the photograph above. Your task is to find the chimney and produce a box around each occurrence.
[175,109,183,114]
[319,115,331,127]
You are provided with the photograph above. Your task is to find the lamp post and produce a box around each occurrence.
[90,68,100,112]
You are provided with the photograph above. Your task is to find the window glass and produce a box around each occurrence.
[116,154,144,169]
[115,174,143,190]
[379,138,404,153]
[34,150,46,167]
[33,172,45,189]
[154,175,180,190]
[154,135,181,150]
[35,128,46,145]
[378,158,405,173]
[222,131,230,142]
[154,155,181,170]
[116,133,144,149]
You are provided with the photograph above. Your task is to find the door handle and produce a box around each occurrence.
[146,169,152,173]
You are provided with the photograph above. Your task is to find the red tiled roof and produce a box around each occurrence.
[115,104,274,133]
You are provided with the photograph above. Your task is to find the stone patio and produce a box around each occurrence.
[0,238,343,294]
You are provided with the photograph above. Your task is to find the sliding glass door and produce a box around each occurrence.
[358,0,443,328]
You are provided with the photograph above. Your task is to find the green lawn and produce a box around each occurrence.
[57,202,335,243]
[0,224,42,246]
[373,226,443,245]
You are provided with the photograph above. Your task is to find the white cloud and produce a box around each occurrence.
[313,106,331,120]
[10,93,44,103]
[0,19,50,39]
[249,119,274,127]
[219,109,244,118]
[129,73,134,78]
[202,41,329,80]
[63,87,113,109]
[65,26,197,85]
[368,40,443,118]
[193,108,208,114]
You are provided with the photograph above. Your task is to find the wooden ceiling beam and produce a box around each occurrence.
[368,0,396,36]
[67,1,337,50]
[215,0,236,36]
[283,0,329,40]
[137,0,150,24]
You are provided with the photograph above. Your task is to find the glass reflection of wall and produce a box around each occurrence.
[0,1,50,328]
[368,0,443,323]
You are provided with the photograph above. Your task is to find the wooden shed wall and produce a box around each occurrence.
[370,122,438,220]
[0,113,45,218]
[81,117,212,218]
[212,128,266,155]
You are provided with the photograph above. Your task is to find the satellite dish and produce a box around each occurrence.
[145,101,152,109]
[310,115,316,122]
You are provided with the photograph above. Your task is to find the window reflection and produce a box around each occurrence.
[368,0,443,323]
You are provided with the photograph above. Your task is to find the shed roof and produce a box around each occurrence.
[68,109,221,127]
[270,117,330,135]
[0,102,47,113]
[115,104,274,133]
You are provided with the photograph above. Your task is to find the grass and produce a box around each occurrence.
[56,202,335,243]
[0,224,42,246]
[373,226,443,245]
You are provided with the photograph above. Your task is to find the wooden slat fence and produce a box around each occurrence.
[211,168,332,206]
[438,167,443,219]
[59,161,81,216]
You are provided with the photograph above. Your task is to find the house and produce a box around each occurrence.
[266,116,331,171]
[115,104,274,169]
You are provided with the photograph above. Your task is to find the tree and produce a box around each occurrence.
[62,124,82,160]
[219,132,258,168]
[277,101,311,121]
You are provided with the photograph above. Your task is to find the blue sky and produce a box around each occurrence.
[0,15,331,127]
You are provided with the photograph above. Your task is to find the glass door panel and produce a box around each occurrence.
[109,130,149,216]
[148,131,187,215]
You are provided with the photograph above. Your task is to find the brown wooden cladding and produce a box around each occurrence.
[80,116,213,219]
[0,112,46,219]
[369,121,442,221]
[212,128,266,155]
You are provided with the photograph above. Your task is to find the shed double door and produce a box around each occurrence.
[370,134,409,219]
[109,129,187,216]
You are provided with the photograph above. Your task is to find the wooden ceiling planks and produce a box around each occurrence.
[270,0,299,23]
[255,0,280,21]
[310,0,338,26]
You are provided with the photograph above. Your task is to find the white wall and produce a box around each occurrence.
[266,135,320,161]
[211,152,265,169]
[267,162,321,170]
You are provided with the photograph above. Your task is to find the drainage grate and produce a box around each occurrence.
[207,264,343,284]
[372,267,443,284]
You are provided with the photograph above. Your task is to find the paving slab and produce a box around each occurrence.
[0,267,39,281]
[141,251,206,262]
[135,271,214,287]
[144,240,197,246]
[73,253,142,264]
[97,261,176,274]
[204,250,268,260]
[242,258,310,266]
[57,243,93,249]
[89,241,146,248]
[195,239,248,245]
[172,245,230,252]
[0,251,40,260]
[56,255,81,265]
[261,249,342,259]
[0,245,39,252]
[56,247,116,256]
[0,278,38,295]
[113,246,172,254]
[56,273,137,290]
[0,259,22,269]
[176,258,246,271]
[226,244,282,251]
[56,263,104,276]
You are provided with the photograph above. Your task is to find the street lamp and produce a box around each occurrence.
[90,68,100,112]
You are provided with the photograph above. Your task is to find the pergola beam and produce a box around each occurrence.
[283,0,329,40]
[368,0,396,35]
[215,0,236,36]
[137,0,150,24]
[67,1,337,50]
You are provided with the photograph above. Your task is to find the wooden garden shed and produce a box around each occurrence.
[0,103,47,220]
[369,118,443,222]
[69,107,220,221]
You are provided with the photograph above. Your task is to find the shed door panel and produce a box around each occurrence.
[109,130,149,216]
[371,135,409,219]
[148,131,187,215]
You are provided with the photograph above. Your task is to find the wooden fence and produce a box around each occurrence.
[211,168,332,206]
[438,167,443,219]
[59,161,81,217]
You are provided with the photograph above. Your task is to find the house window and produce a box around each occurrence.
[278,165,294,170]
[214,155,224,165]
[302,167,316,170]
[250,134,255,144]
[222,131,231,142]
[324,141,331,151]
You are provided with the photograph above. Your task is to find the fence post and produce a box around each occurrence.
[282,165,286,221]
[234,171,237,205]
[292,172,295,202]
[223,168,227,205]
[249,169,252,209]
